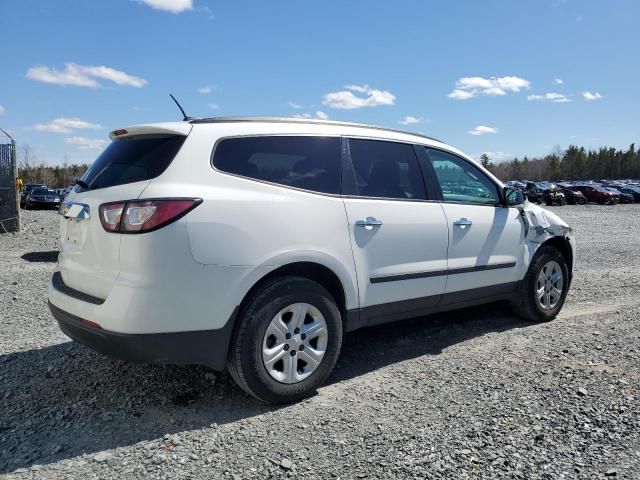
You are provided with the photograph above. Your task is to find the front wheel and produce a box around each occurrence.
[511,245,569,322]
[227,276,343,404]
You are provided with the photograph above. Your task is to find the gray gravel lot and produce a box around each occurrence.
[1,205,639,479]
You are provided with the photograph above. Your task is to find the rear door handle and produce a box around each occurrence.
[453,218,472,227]
[355,217,383,228]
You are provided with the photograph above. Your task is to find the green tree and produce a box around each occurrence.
[480,153,492,169]
[548,154,561,180]
[510,157,522,179]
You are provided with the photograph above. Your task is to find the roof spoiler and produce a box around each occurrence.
[109,123,192,140]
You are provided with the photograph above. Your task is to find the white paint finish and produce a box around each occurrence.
[49,118,575,338]
[440,204,526,293]
[132,123,360,310]
[109,122,192,140]
[343,198,449,307]
[58,180,150,298]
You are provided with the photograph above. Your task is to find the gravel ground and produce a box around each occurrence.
[1,205,639,479]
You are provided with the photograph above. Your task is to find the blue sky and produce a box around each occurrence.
[1,0,639,166]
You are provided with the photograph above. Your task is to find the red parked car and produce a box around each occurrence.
[573,185,619,204]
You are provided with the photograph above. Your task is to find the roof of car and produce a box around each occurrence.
[189,116,443,144]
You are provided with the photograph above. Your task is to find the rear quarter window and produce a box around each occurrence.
[79,135,185,191]
[212,136,341,194]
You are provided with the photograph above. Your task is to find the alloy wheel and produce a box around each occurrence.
[536,260,564,310]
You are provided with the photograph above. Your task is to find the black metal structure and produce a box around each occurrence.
[0,128,19,232]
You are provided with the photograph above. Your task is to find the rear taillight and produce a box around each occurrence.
[99,202,125,232]
[99,198,201,233]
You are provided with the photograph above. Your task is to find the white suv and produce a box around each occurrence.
[49,117,575,403]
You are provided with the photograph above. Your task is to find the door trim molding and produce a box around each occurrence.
[370,261,516,284]
[345,281,520,332]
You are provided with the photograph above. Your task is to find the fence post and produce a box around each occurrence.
[12,137,20,232]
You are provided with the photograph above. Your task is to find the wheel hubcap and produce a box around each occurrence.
[262,303,328,384]
[536,260,564,310]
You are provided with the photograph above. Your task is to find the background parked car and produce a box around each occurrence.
[20,183,47,208]
[24,188,61,210]
[614,186,640,202]
[524,182,543,203]
[573,184,620,204]
[604,187,633,203]
[561,187,587,205]
[537,182,566,206]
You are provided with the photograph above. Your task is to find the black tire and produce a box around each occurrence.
[227,276,343,404]
[511,245,570,322]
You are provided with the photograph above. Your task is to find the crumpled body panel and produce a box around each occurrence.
[518,201,575,271]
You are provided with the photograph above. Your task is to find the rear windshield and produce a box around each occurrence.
[79,135,185,191]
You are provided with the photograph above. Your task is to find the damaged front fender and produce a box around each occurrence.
[517,200,576,271]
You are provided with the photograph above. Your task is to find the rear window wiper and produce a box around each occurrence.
[74,179,90,189]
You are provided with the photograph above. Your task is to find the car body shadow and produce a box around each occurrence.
[0,303,528,473]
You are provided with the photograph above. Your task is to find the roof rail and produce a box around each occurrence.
[189,116,443,144]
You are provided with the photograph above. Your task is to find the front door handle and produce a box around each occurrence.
[355,217,383,229]
[453,218,472,228]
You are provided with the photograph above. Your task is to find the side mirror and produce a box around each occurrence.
[504,187,525,206]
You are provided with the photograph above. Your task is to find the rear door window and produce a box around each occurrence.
[347,138,427,200]
[79,135,186,191]
[212,136,341,194]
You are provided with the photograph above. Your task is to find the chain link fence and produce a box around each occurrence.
[0,128,20,233]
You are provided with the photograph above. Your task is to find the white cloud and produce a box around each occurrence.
[448,76,530,100]
[583,91,603,101]
[398,115,422,125]
[288,102,303,109]
[26,63,147,88]
[554,78,564,85]
[197,85,215,94]
[0,105,4,115]
[448,89,475,100]
[81,65,147,87]
[527,92,571,103]
[468,125,498,136]
[207,103,219,110]
[35,118,102,134]
[293,111,329,120]
[65,136,108,150]
[137,0,193,13]
[323,84,395,109]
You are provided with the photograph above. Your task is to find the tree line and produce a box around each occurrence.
[15,142,640,188]
[17,145,88,188]
[480,143,640,181]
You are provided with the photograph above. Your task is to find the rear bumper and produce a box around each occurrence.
[49,300,234,370]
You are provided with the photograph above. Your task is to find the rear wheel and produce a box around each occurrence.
[512,245,569,322]
[227,276,343,404]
